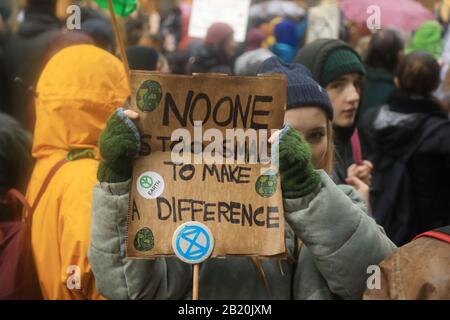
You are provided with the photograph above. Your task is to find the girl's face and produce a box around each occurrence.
[284,107,328,169]
[325,73,362,128]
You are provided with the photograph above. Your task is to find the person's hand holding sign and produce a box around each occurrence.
[97,107,141,183]
[269,125,321,199]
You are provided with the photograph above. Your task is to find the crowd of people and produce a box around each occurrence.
[0,0,449,300]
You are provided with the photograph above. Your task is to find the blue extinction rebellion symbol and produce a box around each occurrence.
[173,222,214,264]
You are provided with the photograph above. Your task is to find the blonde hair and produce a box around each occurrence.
[316,120,334,174]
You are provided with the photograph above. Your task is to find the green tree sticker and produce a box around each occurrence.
[140,175,153,189]
[255,173,277,198]
[136,80,162,112]
[134,227,155,251]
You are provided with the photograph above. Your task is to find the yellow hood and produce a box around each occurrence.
[28,45,129,300]
[33,44,130,159]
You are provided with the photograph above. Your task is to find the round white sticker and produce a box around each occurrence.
[136,171,165,199]
[172,221,214,264]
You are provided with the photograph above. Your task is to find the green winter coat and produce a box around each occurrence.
[361,67,396,115]
[88,170,396,300]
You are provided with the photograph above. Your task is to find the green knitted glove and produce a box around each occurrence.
[97,108,141,183]
[276,126,321,199]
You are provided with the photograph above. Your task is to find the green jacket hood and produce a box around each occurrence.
[295,39,362,87]
[296,39,365,144]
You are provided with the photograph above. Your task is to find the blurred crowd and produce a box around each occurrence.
[0,0,450,300]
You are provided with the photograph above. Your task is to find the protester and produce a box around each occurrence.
[440,24,450,82]
[87,57,395,300]
[406,20,443,59]
[26,44,129,299]
[0,112,38,300]
[247,17,271,49]
[296,16,308,50]
[126,45,159,71]
[177,0,192,53]
[435,30,450,111]
[435,62,450,112]
[234,48,274,76]
[187,22,237,74]
[79,7,115,54]
[0,0,10,37]
[124,16,171,73]
[43,31,95,65]
[295,39,373,186]
[124,16,161,49]
[261,17,282,50]
[361,29,404,115]
[0,112,33,221]
[160,3,183,53]
[1,0,449,303]
[366,51,450,245]
[0,0,10,114]
[358,29,405,157]
[2,0,60,129]
[125,17,145,47]
[270,19,299,63]
[22,31,95,134]
[245,28,266,52]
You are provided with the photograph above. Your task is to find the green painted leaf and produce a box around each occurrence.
[94,0,137,17]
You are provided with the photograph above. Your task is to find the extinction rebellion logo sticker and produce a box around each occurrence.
[137,171,165,200]
[136,80,162,112]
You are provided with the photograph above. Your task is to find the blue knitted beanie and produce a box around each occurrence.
[258,56,333,120]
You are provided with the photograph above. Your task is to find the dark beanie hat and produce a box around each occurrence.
[126,46,159,71]
[295,39,365,87]
[258,56,333,120]
[321,48,365,85]
[0,0,11,20]
[81,18,116,53]
[26,0,56,15]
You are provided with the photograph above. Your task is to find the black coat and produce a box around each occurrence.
[0,112,33,220]
[2,12,59,128]
[0,45,9,114]
[188,45,234,75]
[332,138,354,185]
[368,90,450,243]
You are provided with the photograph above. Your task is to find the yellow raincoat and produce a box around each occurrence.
[26,45,130,300]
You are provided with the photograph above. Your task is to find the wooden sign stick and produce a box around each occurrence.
[172,222,213,301]
[106,0,131,86]
[192,264,200,300]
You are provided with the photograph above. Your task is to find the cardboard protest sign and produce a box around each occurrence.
[188,0,251,42]
[126,71,286,259]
